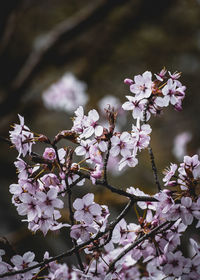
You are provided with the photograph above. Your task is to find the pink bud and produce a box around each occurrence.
[124,78,133,85]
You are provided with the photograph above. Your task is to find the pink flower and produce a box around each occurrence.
[43,147,56,161]
[127,186,156,210]
[73,193,102,224]
[156,79,186,108]
[11,251,39,278]
[131,119,151,151]
[39,173,60,191]
[110,132,133,157]
[163,251,184,277]
[82,109,103,138]
[36,189,64,216]
[122,96,147,120]
[70,224,97,242]
[89,145,103,166]
[75,139,94,157]
[118,155,138,171]
[130,71,153,99]
[90,164,102,184]
[9,114,34,157]
[155,68,167,81]
[112,219,128,244]
[168,70,181,80]
[72,106,86,134]
[124,78,133,85]
[17,193,41,222]
[163,163,177,186]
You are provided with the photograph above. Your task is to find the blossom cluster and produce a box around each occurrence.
[157,155,200,226]
[123,69,186,121]
[2,69,200,280]
[70,193,109,244]
[42,73,88,113]
[72,105,151,176]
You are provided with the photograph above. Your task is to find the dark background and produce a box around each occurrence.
[0,0,200,266]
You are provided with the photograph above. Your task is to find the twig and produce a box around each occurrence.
[0,238,89,278]
[143,102,161,192]
[96,200,134,249]
[103,139,111,184]
[75,171,158,202]
[52,142,84,271]
[148,146,161,191]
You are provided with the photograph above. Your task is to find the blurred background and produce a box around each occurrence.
[0,0,200,266]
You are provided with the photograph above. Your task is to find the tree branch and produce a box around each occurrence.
[148,146,161,191]
[75,171,158,202]
[0,200,133,278]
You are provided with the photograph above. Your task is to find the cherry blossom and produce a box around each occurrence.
[162,251,185,277]
[110,132,133,157]
[118,154,138,171]
[43,147,56,161]
[9,114,34,157]
[73,193,102,224]
[163,163,177,186]
[122,95,147,120]
[11,251,39,279]
[130,71,153,99]
[154,67,167,81]
[70,224,97,242]
[82,109,103,138]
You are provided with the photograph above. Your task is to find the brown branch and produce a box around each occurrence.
[143,102,161,192]
[148,146,161,191]
[103,139,111,184]
[75,171,158,202]
[0,239,88,278]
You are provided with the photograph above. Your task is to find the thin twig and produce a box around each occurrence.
[96,200,134,249]
[143,102,161,192]
[103,139,111,184]
[148,146,161,191]
[52,142,84,272]
[75,171,158,202]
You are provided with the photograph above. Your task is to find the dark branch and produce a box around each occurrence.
[148,146,161,191]
[76,171,158,202]
[96,200,134,249]
[103,139,111,184]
